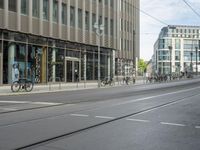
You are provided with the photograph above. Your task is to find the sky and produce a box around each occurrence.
[140,0,200,61]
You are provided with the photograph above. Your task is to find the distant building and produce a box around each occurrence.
[0,0,140,85]
[152,25,200,76]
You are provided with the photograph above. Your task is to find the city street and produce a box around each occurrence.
[0,79,200,150]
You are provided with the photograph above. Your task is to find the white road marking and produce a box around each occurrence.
[0,100,63,106]
[32,102,63,105]
[0,101,29,104]
[160,122,186,127]
[126,118,150,123]
[95,116,115,119]
[70,114,89,117]
[113,86,200,106]
[195,126,200,129]
[0,107,17,111]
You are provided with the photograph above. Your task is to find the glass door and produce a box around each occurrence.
[65,59,80,82]
[74,61,79,82]
[66,60,73,82]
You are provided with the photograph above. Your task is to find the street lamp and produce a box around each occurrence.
[94,22,104,87]
[190,51,193,73]
[195,47,198,75]
[168,46,172,80]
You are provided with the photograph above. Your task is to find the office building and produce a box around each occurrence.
[0,0,139,85]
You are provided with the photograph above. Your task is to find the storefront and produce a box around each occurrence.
[1,30,114,85]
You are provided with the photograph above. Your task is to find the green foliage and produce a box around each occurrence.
[138,59,147,73]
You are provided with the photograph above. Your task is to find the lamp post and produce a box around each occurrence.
[190,51,193,74]
[94,22,104,87]
[168,46,172,80]
[195,47,198,75]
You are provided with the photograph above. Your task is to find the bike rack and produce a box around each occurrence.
[48,77,61,91]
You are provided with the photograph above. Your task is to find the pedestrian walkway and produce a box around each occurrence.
[0,79,145,96]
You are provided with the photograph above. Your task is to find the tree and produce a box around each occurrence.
[138,59,147,75]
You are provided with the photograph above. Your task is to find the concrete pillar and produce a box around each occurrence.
[75,0,78,41]
[28,0,33,33]
[84,49,87,82]
[49,0,53,37]
[67,0,70,40]
[8,43,15,83]
[39,0,43,35]
[17,0,21,31]
[4,0,8,28]
[58,0,62,39]
[52,47,56,82]
[108,55,110,80]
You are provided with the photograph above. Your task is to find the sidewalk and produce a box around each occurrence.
[0,80,145,96]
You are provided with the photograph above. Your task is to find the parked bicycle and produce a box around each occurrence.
[101,77,114,86]
[11,78,34,92]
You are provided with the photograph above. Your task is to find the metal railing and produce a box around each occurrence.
[48,77,61,91]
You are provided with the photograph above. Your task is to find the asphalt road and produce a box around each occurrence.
[0,79,200,150]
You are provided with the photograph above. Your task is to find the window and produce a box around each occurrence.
[33,0,39,17]
[92,13,96,32]
[70,6,75,27]
[105,0,108,5]
[43,0,49,20]
[175,51,180,60]
[9,0,17,12]
[105,17,108,35]
[78,9,83,29]
[110,0,114,7]
[62,3,67,25]
[85,11,89,30]
[110,19,114,35]
[21,0,28,15]
[0,0,4,9]
[175,39,181,49]
[53,0,58,22]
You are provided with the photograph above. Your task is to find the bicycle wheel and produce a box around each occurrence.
[11,81,20,92]
[25,81,33,92]
[101,81,106,87]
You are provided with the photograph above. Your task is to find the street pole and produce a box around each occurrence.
[196,47,198,76]
[190,51,193,74]
[98,33,101,88]
[168,46,172,80]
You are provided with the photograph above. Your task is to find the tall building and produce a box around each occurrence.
[0,0,139,85]
[152,25,200,77]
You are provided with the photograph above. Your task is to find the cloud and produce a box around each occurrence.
[140,0,200,61]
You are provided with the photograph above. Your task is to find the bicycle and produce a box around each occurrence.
[101,78,114,86]
[11,78,34,92]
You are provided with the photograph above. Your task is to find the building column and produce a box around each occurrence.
[75,0,78,41]
[49,0,53,37]
[108,55,111,79]
[58,0,62,39]
[82,0,86,43]
[17,0,21,31]
[52,45,56,82]
[8,38,15,84]
[84,49,87,83]
[4,0,8,28]
[102,0,105,47]
[28,0,33,33]
[39,0,43,35]
[67,0,71,40]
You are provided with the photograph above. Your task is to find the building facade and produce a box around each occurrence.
[152,25,200,77]
[0,0,139,85]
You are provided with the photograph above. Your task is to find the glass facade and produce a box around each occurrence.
[43,0,49,20]
[9,0,17,12]
[53,0,58,22]
[21,0,28,15]
[1,31,113,84]
[62,3,67,25]
[33,0,39,17]
[0,0,4,9]
[70,6,75,27]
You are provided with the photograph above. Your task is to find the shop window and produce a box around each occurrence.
[21,0,28,15]
[43,0,49,20]
[0,0,4,9]
[0,41,2,53]
[9,0,17,12]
